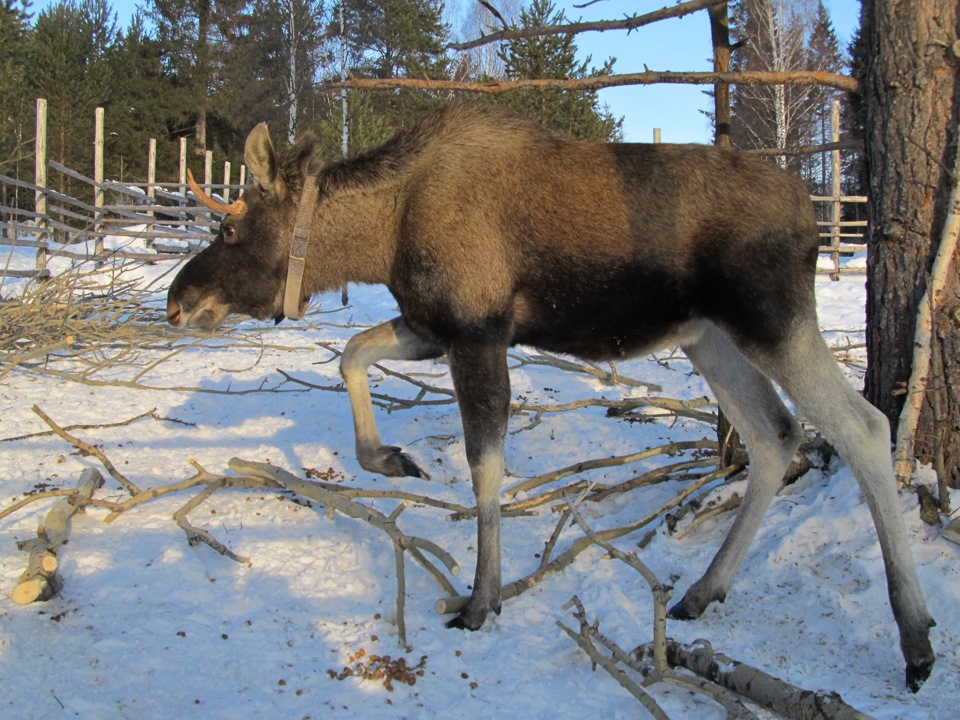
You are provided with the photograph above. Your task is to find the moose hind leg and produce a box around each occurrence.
[669,324,803,620]
[341,317,442,478]
[768,320,935,691]
[445,342,510,631]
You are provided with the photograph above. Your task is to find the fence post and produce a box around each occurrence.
[94,106,104,256]
[239,165,246,188]
[179,137,187,202]
[147,138,157,243]
[830,99,841,280]
[204,150,213,189]
[653,128,661,144]
[34,98,47,271]
[223,161,231,203]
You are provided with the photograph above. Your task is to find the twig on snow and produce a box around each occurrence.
[32,405,141,495]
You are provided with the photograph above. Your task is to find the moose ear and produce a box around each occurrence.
[244,123,280,191]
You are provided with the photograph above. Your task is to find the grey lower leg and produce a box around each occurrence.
[341,317,441,478]
[445,342,510,631]
[670,325,802,619]
[769,322,935,690]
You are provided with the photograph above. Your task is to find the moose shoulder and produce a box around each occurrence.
[167,103,935,691]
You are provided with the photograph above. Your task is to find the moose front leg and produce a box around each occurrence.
[445,342,511,631]
[340,317,442,478]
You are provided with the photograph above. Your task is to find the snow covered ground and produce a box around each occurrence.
[1,239,957,719]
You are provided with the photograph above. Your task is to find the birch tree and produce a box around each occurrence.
[730,0,823,165]
[238,0,326,144]
[452,0,521,80]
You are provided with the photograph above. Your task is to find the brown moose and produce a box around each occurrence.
[167,103,934,691]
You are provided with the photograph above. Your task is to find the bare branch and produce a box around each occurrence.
[447,0,727,52]
[557,605,671,720]
[32,405,141,495]
[477,0,509,31]
[173,483,251,564]
[324,70,859,95]
[1,407,160,443]
[505,439,719,497]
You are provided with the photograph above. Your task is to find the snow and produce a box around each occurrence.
[1,238,958,719]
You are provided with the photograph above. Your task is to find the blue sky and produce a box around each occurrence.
[32,0,860,143]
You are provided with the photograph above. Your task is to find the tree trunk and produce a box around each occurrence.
[862,0,960,487]
[709,4,732,149]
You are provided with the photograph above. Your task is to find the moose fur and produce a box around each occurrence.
[167,103,935,690]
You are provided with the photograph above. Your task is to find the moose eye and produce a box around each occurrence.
[222,224,238,244]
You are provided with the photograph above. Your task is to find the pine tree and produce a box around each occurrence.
[495,0,622,142]
[145,0,249,159]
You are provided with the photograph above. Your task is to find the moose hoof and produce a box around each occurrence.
[668,587,722,621]
[359,445,430,479]
[445,599,500,631]
[667,599,703,621]
[445,614,481,631]
[906,656,934,693]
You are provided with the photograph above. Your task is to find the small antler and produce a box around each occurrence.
[187,169,247,216]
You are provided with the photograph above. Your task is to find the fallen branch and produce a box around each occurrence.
[557,598,670,720]
[560,596,759,720]
[230,457,461,647]
[11,468,103,604]
[508,351,662,392]
[0,407,161,443]
[32,405,140,495]
[504,439,718,498]
[437,462,740,616]
[173,481,251,564]
[635,639,875,720]
[565,503,671,673]
[673,492,742,541]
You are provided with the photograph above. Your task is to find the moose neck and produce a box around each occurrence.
[298,180,401,297]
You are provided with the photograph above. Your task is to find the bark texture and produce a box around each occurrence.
[862,0,960,486]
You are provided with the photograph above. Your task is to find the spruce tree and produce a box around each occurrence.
[29,0,117,198]
[843,11,867,197]
[496,0,622,142]
[804,0,845,194]
[0,0,32,182]
[320,0,451,154]
[104,13,182,182]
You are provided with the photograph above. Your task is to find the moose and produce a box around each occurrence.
[167,103,934,690]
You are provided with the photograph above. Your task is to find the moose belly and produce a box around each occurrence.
[510,287,697,362]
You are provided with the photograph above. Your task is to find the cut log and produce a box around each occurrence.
[637,639,875,720]
[11,468,103,605]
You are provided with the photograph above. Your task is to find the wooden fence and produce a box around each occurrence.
[1,99,243,279]
[2,98,868,281]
